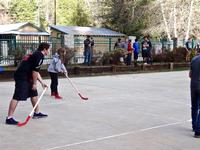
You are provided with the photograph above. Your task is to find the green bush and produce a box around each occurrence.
[112,49,126,65]
[152,47,189,63]
[152,53,166,63]
[190,49,197,61]
[64,46,75,65]
[173,47,186,62]
[165,51,174,62]
[100,48,126,65]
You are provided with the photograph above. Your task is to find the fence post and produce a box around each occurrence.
[111,65,116,73]
[173,38,178,49]
[109,38,112,52]
[192,39,195,49]
[39,36,41,44]
[169,62,174,70]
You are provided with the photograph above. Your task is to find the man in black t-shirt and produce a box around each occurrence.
[6,42,50,125]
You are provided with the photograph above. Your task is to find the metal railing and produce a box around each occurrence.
[0,37,62,66]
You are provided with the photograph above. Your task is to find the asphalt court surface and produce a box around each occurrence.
[0,71,199,150]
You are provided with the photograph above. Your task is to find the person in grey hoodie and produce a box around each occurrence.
[48,48,67,99]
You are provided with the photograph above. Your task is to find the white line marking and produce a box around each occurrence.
[46,119,191,150]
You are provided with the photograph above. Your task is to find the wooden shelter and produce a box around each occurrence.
[49,25,125,63]
[0,22,50,65]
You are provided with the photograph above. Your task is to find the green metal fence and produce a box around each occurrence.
[149,39,199,54]
[0,35,62,66]
[1,35,200,66]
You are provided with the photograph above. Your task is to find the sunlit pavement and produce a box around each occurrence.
[1,70,198,150]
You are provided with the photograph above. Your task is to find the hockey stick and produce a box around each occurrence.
[17,87,47,127]
[65,74,88,100]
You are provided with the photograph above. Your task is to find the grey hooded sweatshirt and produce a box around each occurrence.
[48,53,67,73]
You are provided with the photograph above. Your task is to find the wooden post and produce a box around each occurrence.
[54,0,56,25]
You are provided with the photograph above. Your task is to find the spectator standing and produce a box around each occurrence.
[141,36,152,64]
[48,48,67,99]
[114,38,122,50]
[147,37,152,64]
[196,43,200,53]
[90,37,95,64]
[122,38,128,50]
[83,35,92,66]
[6,43,50,125]
[186,38,192,62]
[126,39,133,66]
[189,51,200,138]
[133,38,140,66]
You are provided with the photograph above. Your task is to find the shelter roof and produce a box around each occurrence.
[50,25,125,37]
[0,22,49,35]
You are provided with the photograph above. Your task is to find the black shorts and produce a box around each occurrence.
[12,80,38,101]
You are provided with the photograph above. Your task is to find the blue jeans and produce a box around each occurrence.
[191,87,200,132]
[127,53,132,65]
[84,50,91,65]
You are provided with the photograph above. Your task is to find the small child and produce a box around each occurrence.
[48,48,67,99]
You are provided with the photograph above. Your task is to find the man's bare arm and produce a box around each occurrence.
[37,72,48,88]
[32,71,39,90]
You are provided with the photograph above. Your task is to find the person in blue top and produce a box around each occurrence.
[0,66,4,73]
[133,38,140,66]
